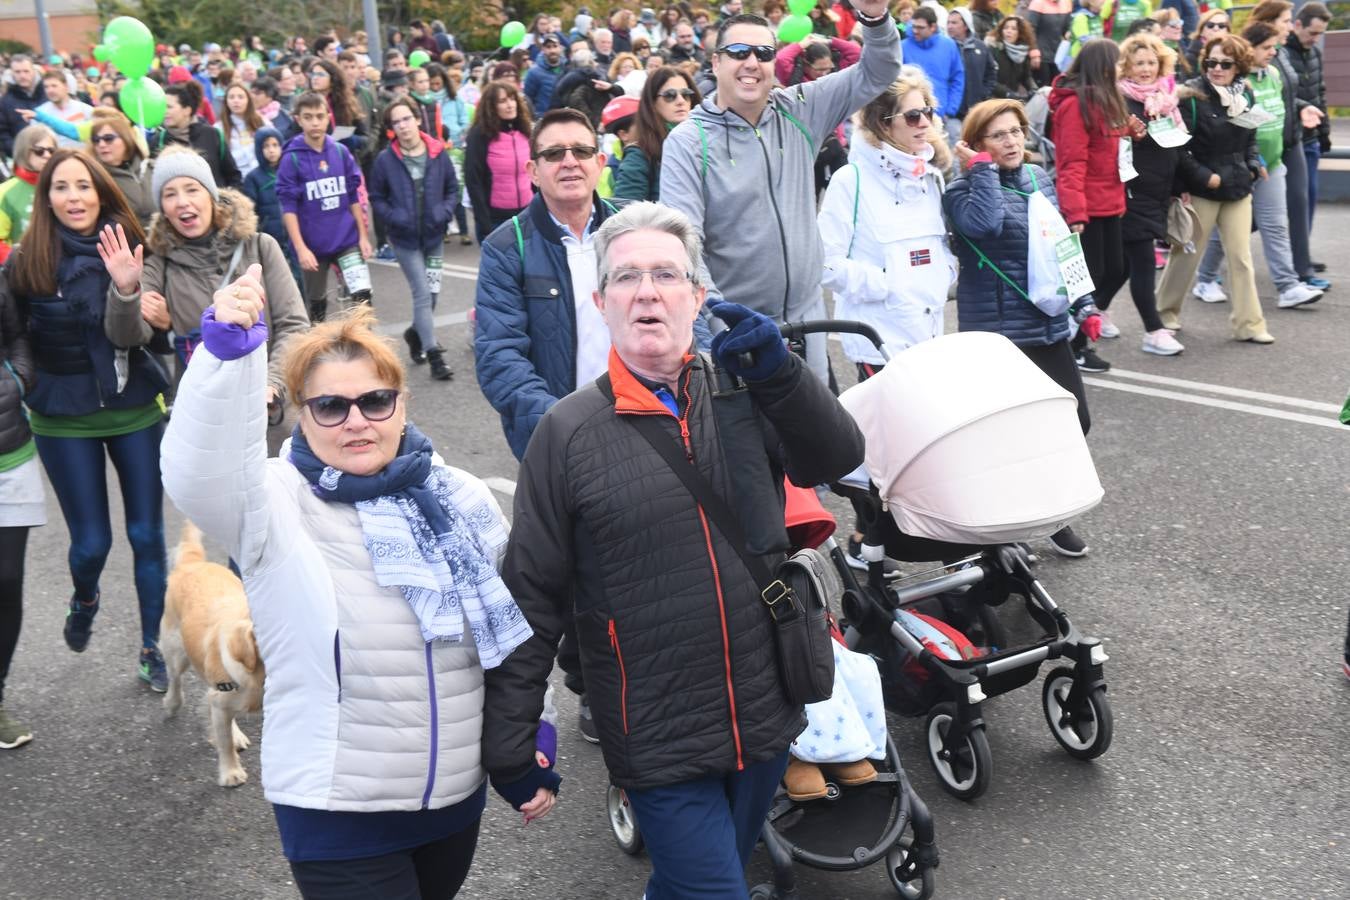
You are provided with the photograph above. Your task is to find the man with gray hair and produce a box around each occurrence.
[484,201,864,896]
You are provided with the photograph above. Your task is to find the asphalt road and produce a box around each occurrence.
[3,207,1349,900]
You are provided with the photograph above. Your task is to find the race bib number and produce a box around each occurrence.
[1118,137,1138,182]
[336,251,372,295]
[1054,233,1095,301]
[1229,106,1276,130]
[425,256,443,295]
[1147,116,1191,148]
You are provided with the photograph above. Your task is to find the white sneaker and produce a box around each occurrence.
[1192,281,1227,303]
[1142,329,1184,356]
[1277,282,1322,309]
[1098,311,1120,339]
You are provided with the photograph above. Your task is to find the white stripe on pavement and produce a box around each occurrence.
[483,477,517,498]
[375,309,471,335]
[1097,368,1342,414]
[1082,377,1344,430]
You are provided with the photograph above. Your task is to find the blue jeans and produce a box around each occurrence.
[35,423,167,648]
[391,240,442,352]
[1304,139,1321,228]
[625,750,790,900]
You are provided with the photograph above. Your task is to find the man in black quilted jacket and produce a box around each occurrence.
[484,201,864,897]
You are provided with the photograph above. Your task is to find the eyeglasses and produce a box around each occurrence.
[92,133,120,144]
[603,266,692,293]
[1203,58,1236,70]
[31,145,56,157]
[533,144,599,163]
[657,88,696,102]
[302,389,401,427]
[309,69,329,78]
[981,126,1025,144]
[886,106,936,127]
[1203,20,1229,29]
[716,43,775,62]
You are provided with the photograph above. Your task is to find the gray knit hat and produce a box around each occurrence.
[151,147,219,206]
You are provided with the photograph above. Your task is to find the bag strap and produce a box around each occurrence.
[847,163,860,260]
[218,241,246,292]
[595,374,797,621]
[955,230,1031,301]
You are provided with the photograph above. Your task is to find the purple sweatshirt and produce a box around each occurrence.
[276,134,363,258]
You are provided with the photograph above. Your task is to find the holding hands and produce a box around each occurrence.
[213,264,267,329]
[97,223,143,296]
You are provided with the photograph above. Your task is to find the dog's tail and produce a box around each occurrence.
[174,520,208,568]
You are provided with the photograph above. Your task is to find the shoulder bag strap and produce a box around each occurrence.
[595,374,795,619]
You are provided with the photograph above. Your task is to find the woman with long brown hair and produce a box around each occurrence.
[989,15,1039,101]
[306,58,368,155]
[218,82,266,179]
[4,148,171,690]
[613,66,699,202]
[463,81,534,243]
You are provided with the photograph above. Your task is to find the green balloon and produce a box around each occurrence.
[120,76,166,128]
[500,21,527,48]
[103,16,155,79]
[778,14,813,44]
[788,0,815,14]
[93,44,110,63]
[409,49,431,68]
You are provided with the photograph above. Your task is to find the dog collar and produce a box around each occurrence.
[215,682,237,692]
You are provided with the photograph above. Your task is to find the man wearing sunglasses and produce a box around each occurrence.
[660,5,900,380]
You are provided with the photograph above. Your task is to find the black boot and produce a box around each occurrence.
[426,347,452,381]
[403,327,426,364]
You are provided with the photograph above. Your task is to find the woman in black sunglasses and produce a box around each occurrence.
[162,303,551,897]
[0,124,57,264]
[613,66,701,201]
[1155,33,1272,344]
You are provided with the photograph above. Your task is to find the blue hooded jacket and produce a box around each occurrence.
[901,32,965,118]
[242,127,289,250]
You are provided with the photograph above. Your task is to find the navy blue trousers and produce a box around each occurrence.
[625,750,790,900]
[34,423,167,648]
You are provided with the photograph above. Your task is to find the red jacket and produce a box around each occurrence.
[1048,79,1127,226]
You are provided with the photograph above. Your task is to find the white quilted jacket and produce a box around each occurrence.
[161,341,498,812]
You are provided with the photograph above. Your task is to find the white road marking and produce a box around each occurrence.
[1097,368,1342,414]
[483,477,517,498]
[375,309,472,336]
[1083,377,1344,430]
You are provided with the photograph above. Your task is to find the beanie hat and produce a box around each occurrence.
[151,147,219,205]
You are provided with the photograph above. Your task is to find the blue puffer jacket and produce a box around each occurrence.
[943,161,1070,348]
[243,127,288,250]
[474,194,624,460]
[369,133,461,250]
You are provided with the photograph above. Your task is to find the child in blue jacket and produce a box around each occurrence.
[242,126,301,288]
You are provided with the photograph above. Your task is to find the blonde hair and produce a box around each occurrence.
[1118,32,1177,80]
[856,74,952,172]
[281,306,407,405]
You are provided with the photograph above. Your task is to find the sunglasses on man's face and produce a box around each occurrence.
[533,144,599,163]
[716,43,775,63]
[303,389,401,427]
[885,106,936,127]
[657,88,696,102]
[1203,58,1236,70]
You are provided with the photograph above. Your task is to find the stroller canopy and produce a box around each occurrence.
[839,332,1103,544]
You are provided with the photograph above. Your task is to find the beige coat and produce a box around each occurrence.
[105,188,310,404]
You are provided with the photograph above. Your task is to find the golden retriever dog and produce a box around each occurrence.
[161,522,263,787]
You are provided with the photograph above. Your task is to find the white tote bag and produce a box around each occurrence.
[1026,190,1095,315]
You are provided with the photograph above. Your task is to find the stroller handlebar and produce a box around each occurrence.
[778,320,889,358]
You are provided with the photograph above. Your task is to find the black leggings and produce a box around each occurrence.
[1071,215,1126,352]
[0,527,32,706]
[1095,237,1166,333]
[1020,339,1090,436]
[289,819,480,900]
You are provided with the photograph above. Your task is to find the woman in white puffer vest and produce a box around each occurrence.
[820,71,956,377]
[159,289,558,897]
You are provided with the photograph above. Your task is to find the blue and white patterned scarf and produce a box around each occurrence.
[289,423,531,669]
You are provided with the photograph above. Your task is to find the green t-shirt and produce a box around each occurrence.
[1248,66,1286,167]
[0,439,35,473]
[0,175,37,255]
[1110,0,1153,41]
[29,400,165,439]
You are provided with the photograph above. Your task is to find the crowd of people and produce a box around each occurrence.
[0,0,1341,897]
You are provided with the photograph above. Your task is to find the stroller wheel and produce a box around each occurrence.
[886,835,936,900]
[606,783,645,855]
[925,702,993,800]
[1042,667,1113,760]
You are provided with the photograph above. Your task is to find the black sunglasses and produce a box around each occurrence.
[31,145,56,156]
[1202,20,1229,29]
[658,88,697,102]
[716,43,775,63]
[533,144,599,163]
[885,106,936,126]
[1203,58,1235,70]
[303,389,400,427]
[92,133,119,144]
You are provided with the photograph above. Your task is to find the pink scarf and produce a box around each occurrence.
[1119,76,1184,128]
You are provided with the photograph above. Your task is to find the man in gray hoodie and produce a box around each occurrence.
[660,6,901,377]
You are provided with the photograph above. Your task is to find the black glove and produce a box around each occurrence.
[707,301,788,383]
